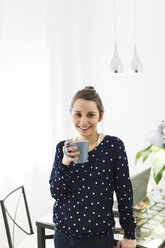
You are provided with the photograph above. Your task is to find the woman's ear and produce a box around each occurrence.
[69,109,72,118]
[99,111,104,122]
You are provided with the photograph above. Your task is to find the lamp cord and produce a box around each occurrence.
[134,0,137,45]
[113,0,117,43]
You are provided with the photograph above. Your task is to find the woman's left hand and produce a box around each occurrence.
[117,238,136,248]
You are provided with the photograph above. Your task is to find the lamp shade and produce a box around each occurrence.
[131,44,143,73]
[145,121,165,147]
[110,41,124,73]
[145,130,164,147]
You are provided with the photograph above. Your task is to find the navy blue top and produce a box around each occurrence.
[49,135,136,239]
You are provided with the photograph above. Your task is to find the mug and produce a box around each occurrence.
[64,140,89,164]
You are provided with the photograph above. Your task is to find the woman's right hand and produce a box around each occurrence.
[62,140,80,166]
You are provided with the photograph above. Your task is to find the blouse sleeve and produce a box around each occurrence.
[113,138,136,239]
[49,141,72,201]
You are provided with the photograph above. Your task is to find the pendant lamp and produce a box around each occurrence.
[110,0,123,73]
[145,121,165,147]
[131,0,143,73]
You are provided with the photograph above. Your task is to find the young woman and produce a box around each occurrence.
[49,86,136,248]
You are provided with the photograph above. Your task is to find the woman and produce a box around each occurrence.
[49,86,136,248]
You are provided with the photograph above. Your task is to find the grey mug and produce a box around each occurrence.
[64,140,89,164]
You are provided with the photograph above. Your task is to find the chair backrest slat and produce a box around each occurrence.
[1,200,13,248]
[0,185,34,248]
[22,186,34,234]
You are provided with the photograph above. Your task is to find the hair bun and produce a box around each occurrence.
[84,86,95,90]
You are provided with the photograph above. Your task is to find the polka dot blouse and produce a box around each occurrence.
[49,135,136,240]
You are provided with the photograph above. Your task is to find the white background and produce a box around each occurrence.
[0,0,164,247]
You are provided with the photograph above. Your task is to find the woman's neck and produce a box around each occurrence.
[76,133,99,146]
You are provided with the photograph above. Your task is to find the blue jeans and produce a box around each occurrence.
[54,228,114,248]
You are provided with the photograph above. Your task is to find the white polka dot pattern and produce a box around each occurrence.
[49,135,136,239]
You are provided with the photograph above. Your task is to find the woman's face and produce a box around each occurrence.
[71,98,103,139]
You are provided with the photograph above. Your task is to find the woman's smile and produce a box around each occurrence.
[78,126,91,131]
[71,98,103,140]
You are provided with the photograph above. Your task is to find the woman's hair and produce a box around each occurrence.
[70,86,104,117]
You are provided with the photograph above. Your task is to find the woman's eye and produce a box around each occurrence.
[75,113,81,117]
[88,113,94,117]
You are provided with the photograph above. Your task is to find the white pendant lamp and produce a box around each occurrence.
[110,0,124,73]
[131,0,143,73]
[145,121,165,147]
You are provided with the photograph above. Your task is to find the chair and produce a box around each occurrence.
[0,185,54,248]
[0,185,37,248]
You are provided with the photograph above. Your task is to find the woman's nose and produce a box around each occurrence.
[80,116,88,125]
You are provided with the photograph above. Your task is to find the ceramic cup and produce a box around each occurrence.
[64,140,89,164]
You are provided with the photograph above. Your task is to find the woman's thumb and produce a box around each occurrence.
[117,241,121,248]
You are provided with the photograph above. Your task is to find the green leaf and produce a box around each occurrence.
[143,155,149,163]
[149,145,162,152]
[154,166,165,184]
[135,146,152,164]
[153,148,165,184]
[135,151,143,163]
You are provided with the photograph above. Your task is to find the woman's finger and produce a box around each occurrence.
[66,146,78,152]
[65,149,79,158]
[64,139,73,146]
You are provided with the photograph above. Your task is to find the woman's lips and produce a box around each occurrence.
[78,126,91,131]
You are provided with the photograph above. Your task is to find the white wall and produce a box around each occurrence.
[0,1,53,246]
[0,0,165,247]
[49,0,165,171]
